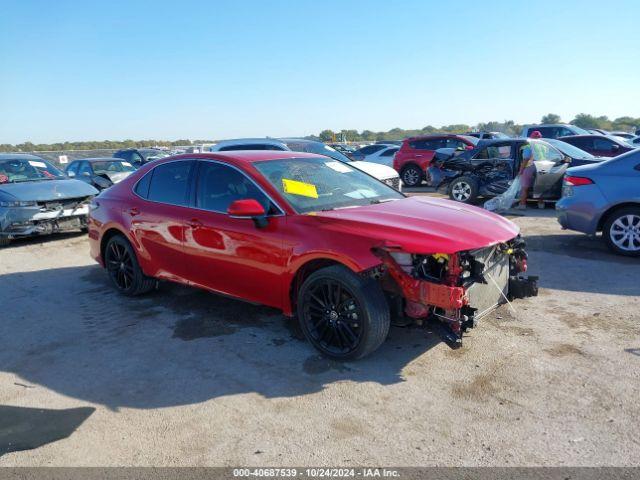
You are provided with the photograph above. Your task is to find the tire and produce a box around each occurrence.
[297,265,390,360]
[104,235,156,295]
[448,176,479,203]
[0,237,10,248]
[401,164,423,187]
[602,206,640,257]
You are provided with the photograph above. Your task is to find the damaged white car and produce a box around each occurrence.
[0,154,98,247]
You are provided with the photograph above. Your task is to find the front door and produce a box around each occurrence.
[529,141,567,199]
[183,160,287,309]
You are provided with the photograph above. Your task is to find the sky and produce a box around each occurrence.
[1,0,639,144]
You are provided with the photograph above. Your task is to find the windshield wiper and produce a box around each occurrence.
[369,198,396,205]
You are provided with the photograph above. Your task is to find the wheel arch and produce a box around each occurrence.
[286,255,374,317]
[596,202,640,232]
[100,227,133,267]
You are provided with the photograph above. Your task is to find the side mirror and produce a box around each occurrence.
[611,144,620,152]
[563,155,572,164]
[228,199,268,228]
[81,171,91,177]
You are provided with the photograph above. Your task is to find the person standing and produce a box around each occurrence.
[517,145,536,210]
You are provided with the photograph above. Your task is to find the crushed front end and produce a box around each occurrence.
[373,236,538,346]
[0,196,92,240]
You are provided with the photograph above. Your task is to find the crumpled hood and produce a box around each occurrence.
[350,161,398,180]
[313,196,520,254]
[102,171,132,184]
[0,179,98,202]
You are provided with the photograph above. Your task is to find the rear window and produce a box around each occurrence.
[408,139,444,150]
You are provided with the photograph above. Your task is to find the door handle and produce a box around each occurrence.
[127,207,140,216]
[188,218,203,229]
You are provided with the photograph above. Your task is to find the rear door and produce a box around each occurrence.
[127,160,195,282]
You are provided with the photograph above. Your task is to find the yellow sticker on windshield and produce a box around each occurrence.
[282,178,318,198]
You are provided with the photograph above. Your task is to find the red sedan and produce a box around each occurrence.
[88,151,536,359]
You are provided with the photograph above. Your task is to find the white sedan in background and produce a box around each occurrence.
[361,145,399,167]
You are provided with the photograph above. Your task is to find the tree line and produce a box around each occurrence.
[317,113,640,142]
[1,113,637,152]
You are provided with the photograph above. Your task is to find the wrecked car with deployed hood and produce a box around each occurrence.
[88,151,537,359]
[0,154,98,247]
[427,138,585,204]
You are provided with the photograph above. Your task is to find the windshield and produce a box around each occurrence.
[92,160,136,174]
[0,157,65,183]
[254,157,404,213]
[571,125,590,135]
[460,135,480,145]
[141,150,169,161]
[283,141,353,163]
[544,139,595,159]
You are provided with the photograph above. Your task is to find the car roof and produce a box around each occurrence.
[158,151,325,165]
[524,124,575,128]
[0,153,46,160]
[70,157,120,162]
[213,138,317,147]
[405,133,469,141]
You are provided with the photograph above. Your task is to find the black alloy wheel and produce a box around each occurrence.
[104,235,156,295]
[298,265,390,360]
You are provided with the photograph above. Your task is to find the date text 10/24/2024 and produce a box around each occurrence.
[233,468,400,478]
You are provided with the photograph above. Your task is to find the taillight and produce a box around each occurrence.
[465,145,474,150]
[564,176,594,186]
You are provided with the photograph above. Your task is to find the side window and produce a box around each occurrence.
[66,162,80,176]
[135,171,152,198]
[444,139,465,149]
[567,137,590,149]
[531,142,563,162]
[409,139,443,150]
[78,162,93,176]
[535,127,554,138]
[380,148,398,157]
[196,162,274,214]
[359,145,384,155]
[131,152,144,165]
[114,151,131,162]
[594,138,614,150]
[147,161,193,206]
[559,128,574,137]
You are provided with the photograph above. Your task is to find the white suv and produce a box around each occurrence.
[210,138,401,191]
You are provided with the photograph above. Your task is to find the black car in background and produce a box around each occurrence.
[65,158,136,191]
[542,138,608,164]
[112,148,169,168]
[559,135,635,158]
[426,138,600,204]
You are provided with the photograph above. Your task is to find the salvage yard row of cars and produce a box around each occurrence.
[0,126,638,359]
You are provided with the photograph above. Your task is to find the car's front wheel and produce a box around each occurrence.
[297,265,390,360]
[104,235,156,295]
[603,207,640,257]
[401,165,423,187]
[448,176,479,203]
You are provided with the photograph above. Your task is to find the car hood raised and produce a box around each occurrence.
[349,161,398,180]
[0,179,98,202]
[313,196,519,254]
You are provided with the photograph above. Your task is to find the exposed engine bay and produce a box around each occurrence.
[373,235,538,346]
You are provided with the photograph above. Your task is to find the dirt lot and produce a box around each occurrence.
[1,201,639,466]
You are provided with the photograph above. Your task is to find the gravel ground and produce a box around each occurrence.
[0,203,639,466]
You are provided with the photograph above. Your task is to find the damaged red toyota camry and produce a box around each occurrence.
[88,151,537,359]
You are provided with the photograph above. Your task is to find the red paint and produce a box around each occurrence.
[564,176,594,186]
[393,135,477,175]
[89,152,519,316]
